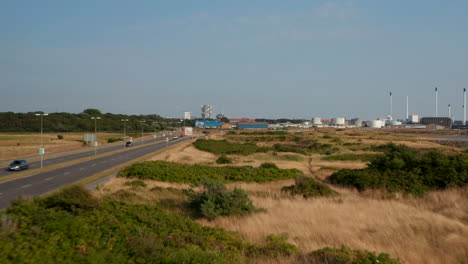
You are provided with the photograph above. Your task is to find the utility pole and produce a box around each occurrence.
[35,113,48,168]
[91,117,101,155]
[121,119,128,148]
[435,87,438,117]
[139,120,146,145]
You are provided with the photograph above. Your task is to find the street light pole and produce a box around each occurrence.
[91,117,101,155]
[121,119,128,148]
[152,121,157,142]
[35,113,48,168]
[140,120,146,145]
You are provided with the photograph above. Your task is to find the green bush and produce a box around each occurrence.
[124,180,147,187]
[216,155,233,164]
[251,234,300,257]
[118,161,301,184]
[282,176,337,198]
[322,153,378,162]
[39,185,100,213]
[57,134,63,140]
[194,139,270,155]
[0,186,304,263]
[329,143,468,195]
[187,179,257,219]
[260,162,278,169]
[300,246,402,264]
[107,137,122,143]
[239,131,288,135]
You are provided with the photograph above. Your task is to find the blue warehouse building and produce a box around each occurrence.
[195,120,221,128]
[237,122,269,129]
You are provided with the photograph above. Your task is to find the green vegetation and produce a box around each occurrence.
[124,180,147,187]
[0,186,301,263]
[118,161,301,184]
[0,109,186,132]
[57,134,63,140]
[282,176,337,198]
[194,139,270,155]
[216,155,233,164]
[273,141,339,155]
[301,246,402,264]
[107,137,123,143]
[329,143,468,195]
[186,179,258,219]
[321,153,378,162]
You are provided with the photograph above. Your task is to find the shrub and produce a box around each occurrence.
[329,143,468,195]
[193,139,270,155]
[57,135,63,140]
[251,234,300,257]
[322,153,378,162]
[216,155,233,164]
[282,176,337,198]
[187,179,257,219]
[107,137,122,143]
[300,246,402,264]
[118,161,301,184]
[260,162,278,169]
[39,185,100,212]
[124,180,147,187]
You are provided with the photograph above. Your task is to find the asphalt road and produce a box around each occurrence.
[0,134,170,177]
[0,137,188,209]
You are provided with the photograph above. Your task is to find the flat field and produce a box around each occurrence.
[0,132,124,161]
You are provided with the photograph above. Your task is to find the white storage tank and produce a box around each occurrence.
[354,119,362,127]
[312,117,322,126]
[390,120,402,126]
[369,120,383,128]
[333,117,345,126]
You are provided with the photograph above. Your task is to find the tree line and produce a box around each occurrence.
[0,109,195,133]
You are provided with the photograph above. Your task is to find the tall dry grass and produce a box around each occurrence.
[199,184,468,264]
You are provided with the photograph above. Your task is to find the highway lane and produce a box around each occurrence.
[0,134,172,177]
[0,137,188,209]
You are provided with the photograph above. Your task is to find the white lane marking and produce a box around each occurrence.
[91,164,96,167]
[64,172,70,175]
[45,177,54,181]
[80,168,85,170]
[21,184,31,188]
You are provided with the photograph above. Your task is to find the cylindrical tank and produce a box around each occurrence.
[333,117,345,125]
[369,120,382,128]
[312,117,322,126]
[390,120,402,126]
[354,119,362,127]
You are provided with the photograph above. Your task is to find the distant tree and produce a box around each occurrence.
[82,108,102,116]
[220,117,230,123]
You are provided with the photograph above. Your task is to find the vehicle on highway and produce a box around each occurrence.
[172,136,178,140]
[125,141,133,147]
[7,160,29,171]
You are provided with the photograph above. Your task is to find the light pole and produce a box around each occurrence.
[35,113,48,168]
[139,120,146,145]
[91,117,101,155]
[152,121,157,142]
[121,119,128,148]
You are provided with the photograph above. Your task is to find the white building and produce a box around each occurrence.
[201,105,213,119]
[184,112,191,120]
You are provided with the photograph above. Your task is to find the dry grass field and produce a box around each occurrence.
[0,132,125,161]
[98,129,468,263]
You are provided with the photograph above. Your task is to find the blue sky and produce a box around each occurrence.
[1,1,467,120]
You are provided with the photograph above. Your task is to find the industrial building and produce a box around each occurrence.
[195,120,221,128]
[420,117,452,128]
[201,105,213,119]
[237,122,268,129]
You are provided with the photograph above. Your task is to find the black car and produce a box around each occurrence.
[7,160,29,171]
[125,141,133,147]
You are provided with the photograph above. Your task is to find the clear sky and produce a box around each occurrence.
[1,0,467,120]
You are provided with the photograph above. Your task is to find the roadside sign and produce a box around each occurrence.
[39,148,45,155]
[84,134,95,142]
[93,141,98,147]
